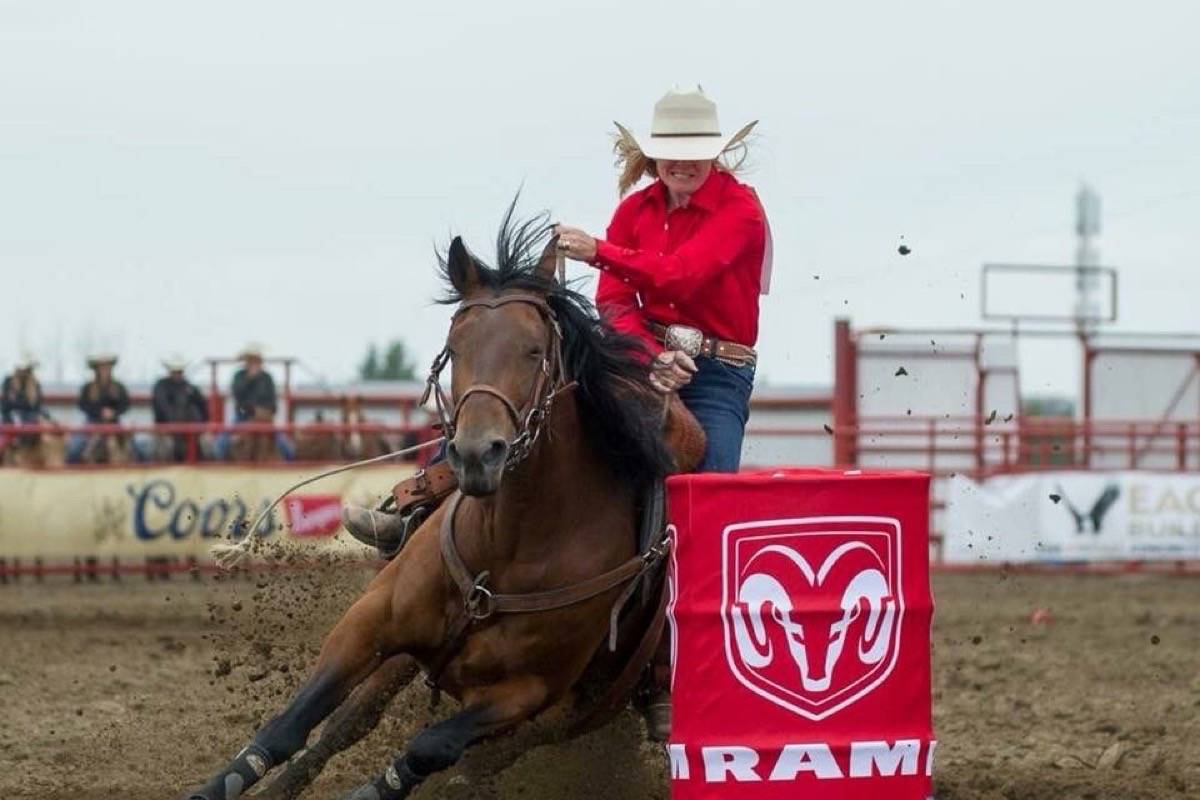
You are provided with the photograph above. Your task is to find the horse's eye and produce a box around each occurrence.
[526,348,544,360]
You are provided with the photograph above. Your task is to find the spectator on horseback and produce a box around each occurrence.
[2,354,47,426]
[2,354,50,451]
[67,353,133,462]
[214,344,295,460]
[555,85,769,739]
[149,355,209,462]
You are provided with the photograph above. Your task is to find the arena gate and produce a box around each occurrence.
[830,317,1200,569]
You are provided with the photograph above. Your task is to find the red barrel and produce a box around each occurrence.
[665,468,935,800]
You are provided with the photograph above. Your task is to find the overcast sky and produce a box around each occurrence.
[3,0,1199,398]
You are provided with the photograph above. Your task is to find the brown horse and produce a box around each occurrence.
[1,425,66,468]
[294,396,394,462]
[230,407,282,462]
[340,394,395,461]
[78,428,131,465]
[186,215,703,800]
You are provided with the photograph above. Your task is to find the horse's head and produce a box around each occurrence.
[438,235,563,495]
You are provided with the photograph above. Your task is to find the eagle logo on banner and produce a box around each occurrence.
[721,517,905,720]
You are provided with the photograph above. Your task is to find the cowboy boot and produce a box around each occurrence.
[341,505,433,559]
[341,507,408,558]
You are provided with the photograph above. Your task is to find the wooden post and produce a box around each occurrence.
[832,319,857,466]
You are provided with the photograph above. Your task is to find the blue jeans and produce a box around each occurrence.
[66,432,148,463]
[677,356,754,472]
[66,434,88,463]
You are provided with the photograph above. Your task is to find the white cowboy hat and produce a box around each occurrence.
[162,354,188,372]
[15,353,38,370]
[238,343,265,360]
[86,353,119,368]
[615,85,757,162]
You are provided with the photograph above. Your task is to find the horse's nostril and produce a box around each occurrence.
[483,439,507,465]
[446,438,505,470]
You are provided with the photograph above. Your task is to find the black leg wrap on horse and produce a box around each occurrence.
[187,742,274,800]
[345,706,487,800]
[382,758,427,798]
[345,758,425,800]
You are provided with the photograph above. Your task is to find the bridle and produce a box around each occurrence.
[421,292,575,468]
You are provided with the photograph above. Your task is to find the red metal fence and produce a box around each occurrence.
[7,415,1200,472]
[0,420,435,467]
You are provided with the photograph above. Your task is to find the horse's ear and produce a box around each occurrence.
[447,236,480,296]
[536,235,561,283]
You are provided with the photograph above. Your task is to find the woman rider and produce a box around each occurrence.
[555,86,770,738]
[556,85,767,472]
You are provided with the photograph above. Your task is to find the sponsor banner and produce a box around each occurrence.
[666,468,934,800]
[0,465,411,561]
[943,471,1200,564]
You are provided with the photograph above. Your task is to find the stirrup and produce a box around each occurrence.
[381,504,431,559]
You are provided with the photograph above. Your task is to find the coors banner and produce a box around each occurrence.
[665,468,935,800]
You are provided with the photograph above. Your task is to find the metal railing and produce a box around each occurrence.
[0,421,436,467]
[6,415,1200,472]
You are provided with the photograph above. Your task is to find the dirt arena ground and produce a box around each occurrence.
[1,567,1196,799]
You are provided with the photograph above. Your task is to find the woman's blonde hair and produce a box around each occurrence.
[613,128,750,197]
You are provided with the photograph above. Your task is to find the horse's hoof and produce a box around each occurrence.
[182,772,247,800]
[343,785,381,800]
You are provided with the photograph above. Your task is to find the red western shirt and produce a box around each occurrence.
[593,169,766,355]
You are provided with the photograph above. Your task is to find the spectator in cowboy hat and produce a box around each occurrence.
[1,354,47,426]
[555,85,769,741]
[214,343,295,460]
[67,353,135,462]
[148,355,209,462]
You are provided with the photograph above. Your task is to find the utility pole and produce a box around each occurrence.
[1074,183,1102,333]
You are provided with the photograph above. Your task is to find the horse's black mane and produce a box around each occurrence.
[437,204,674,489]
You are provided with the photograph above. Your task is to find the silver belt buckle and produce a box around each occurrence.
[663,324,704,358]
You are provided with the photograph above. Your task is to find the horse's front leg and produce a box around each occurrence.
[343,676,551,800]
[185,584,398,800]
[257,654,419,800]
[449,697,576,800]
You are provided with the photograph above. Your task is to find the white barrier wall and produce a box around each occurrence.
[0,465,411,562]
[943,471,1200,563]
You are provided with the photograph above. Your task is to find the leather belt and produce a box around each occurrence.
[648,322,757,367]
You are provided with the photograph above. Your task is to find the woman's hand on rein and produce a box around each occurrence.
[554,224,598,263]
[649,350,697,394]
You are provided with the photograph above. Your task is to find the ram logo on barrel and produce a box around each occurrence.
[722,518,905,720]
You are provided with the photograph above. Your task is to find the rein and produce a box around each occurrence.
[211,435,447,569]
